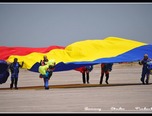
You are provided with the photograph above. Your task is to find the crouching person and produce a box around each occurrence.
[38,60,56,90]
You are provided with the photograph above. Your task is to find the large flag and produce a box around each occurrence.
[1,36,152,72]
[0,60,9,84]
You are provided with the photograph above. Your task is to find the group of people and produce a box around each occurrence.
[7,55,56,90]
[7,54,152,90]
[76,63,113,85]
[39,55,56,90]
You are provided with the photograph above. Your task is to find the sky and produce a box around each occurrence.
[0,2,152,47]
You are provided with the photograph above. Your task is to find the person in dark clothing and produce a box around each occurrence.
[139,54,152,84]
[76,65,93,84]
[99,63,113,84]
[40,55,49,66]
[82,67,90,84]
[9,58,24,89]
[82,65,93,84]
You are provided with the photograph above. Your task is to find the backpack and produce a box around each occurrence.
[85,65,93,72]
[104,63,113,71]
[147,61,152,69]
[147,61,152,74]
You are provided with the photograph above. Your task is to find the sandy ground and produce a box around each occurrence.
[0,63,152,114]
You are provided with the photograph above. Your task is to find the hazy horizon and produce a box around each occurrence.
[0,3,152,47]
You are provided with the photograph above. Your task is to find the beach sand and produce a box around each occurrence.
[0,63,152,113]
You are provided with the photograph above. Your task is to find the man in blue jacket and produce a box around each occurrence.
[139,54,152,84]
[9,58,24,89]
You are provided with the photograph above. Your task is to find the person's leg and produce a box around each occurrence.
[43,78,45,88]
[100,72,104,84]
[82,73,86,84]
[44,78,49,90]
[105,72,109,84]
[43,77,45,87]
[14,73,19,89]
[10,76,14,89]
[14,77,18,89]
[141,70,146,84]
[86,72,89,84]
[145,71,150,84]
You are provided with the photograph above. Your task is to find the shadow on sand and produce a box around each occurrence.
[0,83,151,90]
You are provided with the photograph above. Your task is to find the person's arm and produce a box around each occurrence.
[40,60,42,65]
[108,63,113,71]
[90,65,93,71]
[19,62,24,68]
[139,59,143,65]
[21,61,24,67]
[9,63,14,73]
[49,65,56,71]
